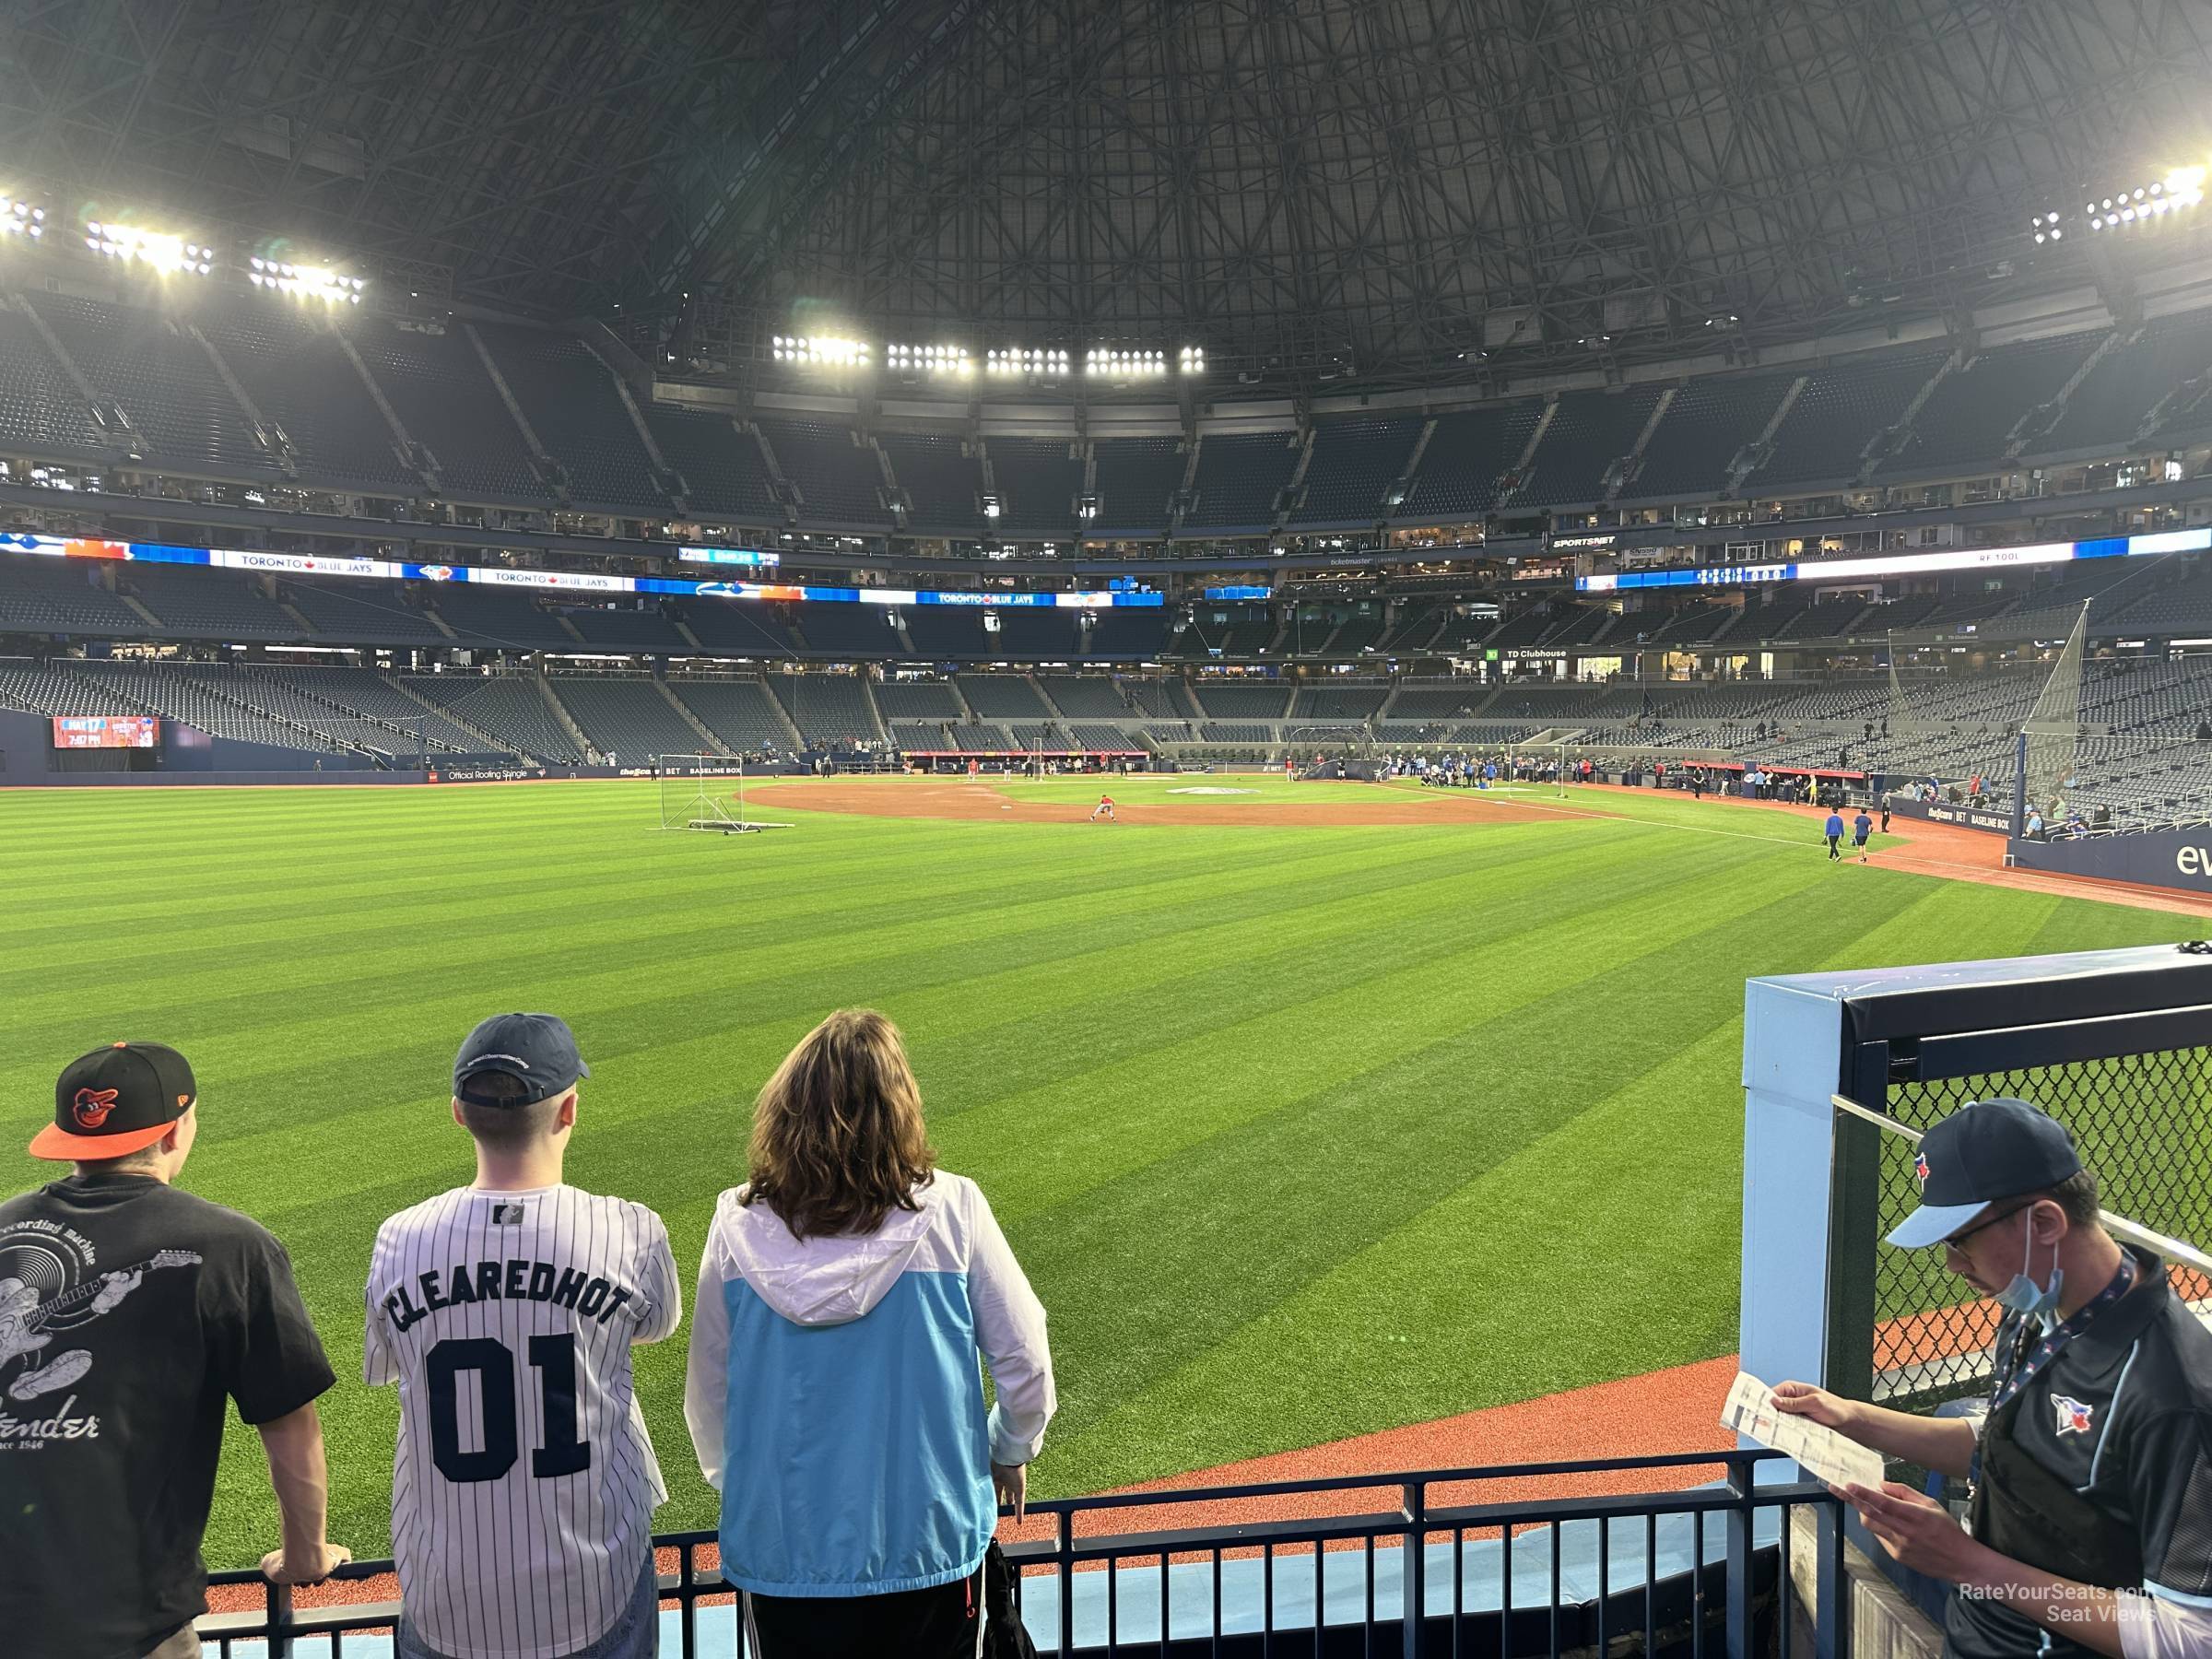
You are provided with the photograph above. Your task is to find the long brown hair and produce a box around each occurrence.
[743,1009,937,1239]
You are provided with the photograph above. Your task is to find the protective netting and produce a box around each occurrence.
[2020,603,2088,817]
[1872,1052,2212,1406]
[1886,639,1929,742]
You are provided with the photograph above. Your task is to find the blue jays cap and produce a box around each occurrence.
[453,1013,590,1108]
[1887,1097,2083,1248]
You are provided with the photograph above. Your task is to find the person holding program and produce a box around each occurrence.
[1771,1099,2212,1659]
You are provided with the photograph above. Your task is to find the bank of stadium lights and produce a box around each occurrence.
[85,221,212,276]
[1086,347,1169,378]
[1180,346,1206,374]
[771,335,869,367]
[1,199,43,240]
[888,343,972,376]
[988,347,1069,378]
[2037,164,2210,241]
[247,256,364,304]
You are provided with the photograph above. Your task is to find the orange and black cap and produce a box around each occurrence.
[31,1042,196,1160]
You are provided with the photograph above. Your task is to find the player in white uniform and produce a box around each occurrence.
[366,1013,680,1659]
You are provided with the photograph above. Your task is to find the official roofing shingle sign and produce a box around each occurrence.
[0,534,1164,606]
[1575,527,2212,593]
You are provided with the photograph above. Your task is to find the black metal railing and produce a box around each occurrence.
[199,1449,1845,1659]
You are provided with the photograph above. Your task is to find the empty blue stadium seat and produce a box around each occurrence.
[1400,404,1544,521]
[985,438,1083,538]
[27,294,271,477]
[348,318,547,505]
[1090,437,1184,536]
[645,407,780,520]
[476,324,667,513]
[756,418,889,527]
[1629,375,1794,500]
[1183,432,1299,532]
[1511,385,1665,508]
[1747,348,1947,489]
[1879,331,2101,477]
[199,300,420,490]
[0,301,106,459]
[879,432,983,534]
[1292,418,1421,525]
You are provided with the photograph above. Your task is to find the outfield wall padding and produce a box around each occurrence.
[1884,796,2011,834]
[2008,829,2212,895]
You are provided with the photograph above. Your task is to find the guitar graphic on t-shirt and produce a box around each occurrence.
[0,1250,203,1398]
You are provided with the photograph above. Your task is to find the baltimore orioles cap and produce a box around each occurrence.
[32,1042,197,1160]
[453,1013,589,1108]
[1886,1097,2083,1248]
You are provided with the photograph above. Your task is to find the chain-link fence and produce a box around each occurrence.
[1871,1051,2212,1406]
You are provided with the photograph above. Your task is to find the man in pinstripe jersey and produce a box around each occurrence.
[366,1014,681,1659]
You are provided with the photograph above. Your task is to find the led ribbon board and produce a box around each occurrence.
[0,534,1162,606]
[1574,528,2212,594]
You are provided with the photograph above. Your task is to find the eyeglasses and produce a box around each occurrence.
[1944,1202,2031,1253]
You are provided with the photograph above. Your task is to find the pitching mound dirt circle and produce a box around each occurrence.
[747,778,1562,827]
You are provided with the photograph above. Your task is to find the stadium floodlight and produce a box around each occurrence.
[1086,345,1170,379]
[986,346,1066,378]
[773,334,867,367]
[2081,162,2206,233]
[888,342,972,375]
[85,221,212,276]
[247,254,364,304]
[1179,346,1206,374]
[1,199,44,241]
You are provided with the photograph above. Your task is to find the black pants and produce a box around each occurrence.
[1827,835,1841,860]
[745,1568,983,1659]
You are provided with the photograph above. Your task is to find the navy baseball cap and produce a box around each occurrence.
[1887,1098,2083,1248]
[453,1014,590,1108]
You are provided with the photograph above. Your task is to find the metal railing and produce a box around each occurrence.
[199,1450,1844,1659]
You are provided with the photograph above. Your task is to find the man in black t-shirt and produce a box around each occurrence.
[0,1043,348,1659]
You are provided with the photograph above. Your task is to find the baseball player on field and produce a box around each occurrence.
[365,1014,681,1659]
[1089,792,1116,822]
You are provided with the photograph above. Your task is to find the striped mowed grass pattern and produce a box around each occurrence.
[0,777,2190,1565]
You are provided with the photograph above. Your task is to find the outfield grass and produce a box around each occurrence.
[0,774,2191,1566]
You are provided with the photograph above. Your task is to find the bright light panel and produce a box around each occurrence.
[771,335,869,366]
[246,254,364,303]
[887,342,972,375]
[2083,162,2206,232]
[1084,347,1170,378]
[1,199,44,241]
[85,221,212,276]
[986,347,1071,377]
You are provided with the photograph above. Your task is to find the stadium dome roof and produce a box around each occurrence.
[5,0,2209,389]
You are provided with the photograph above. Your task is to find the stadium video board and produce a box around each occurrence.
[52,715,159,749]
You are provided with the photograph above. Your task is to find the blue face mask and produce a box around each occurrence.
[1991,1207,2064,1331]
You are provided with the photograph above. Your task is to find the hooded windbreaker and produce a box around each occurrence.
[683,1172,1055,1597]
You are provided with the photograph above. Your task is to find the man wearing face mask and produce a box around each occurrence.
[1771,1097,2212,1659]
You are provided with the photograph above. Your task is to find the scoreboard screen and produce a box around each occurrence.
[52,715,159,749]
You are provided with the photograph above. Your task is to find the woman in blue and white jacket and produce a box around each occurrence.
[684,1008,1057,1657]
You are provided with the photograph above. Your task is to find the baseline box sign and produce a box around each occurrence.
[1886,796,2011,834]
[53,715,159,749]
